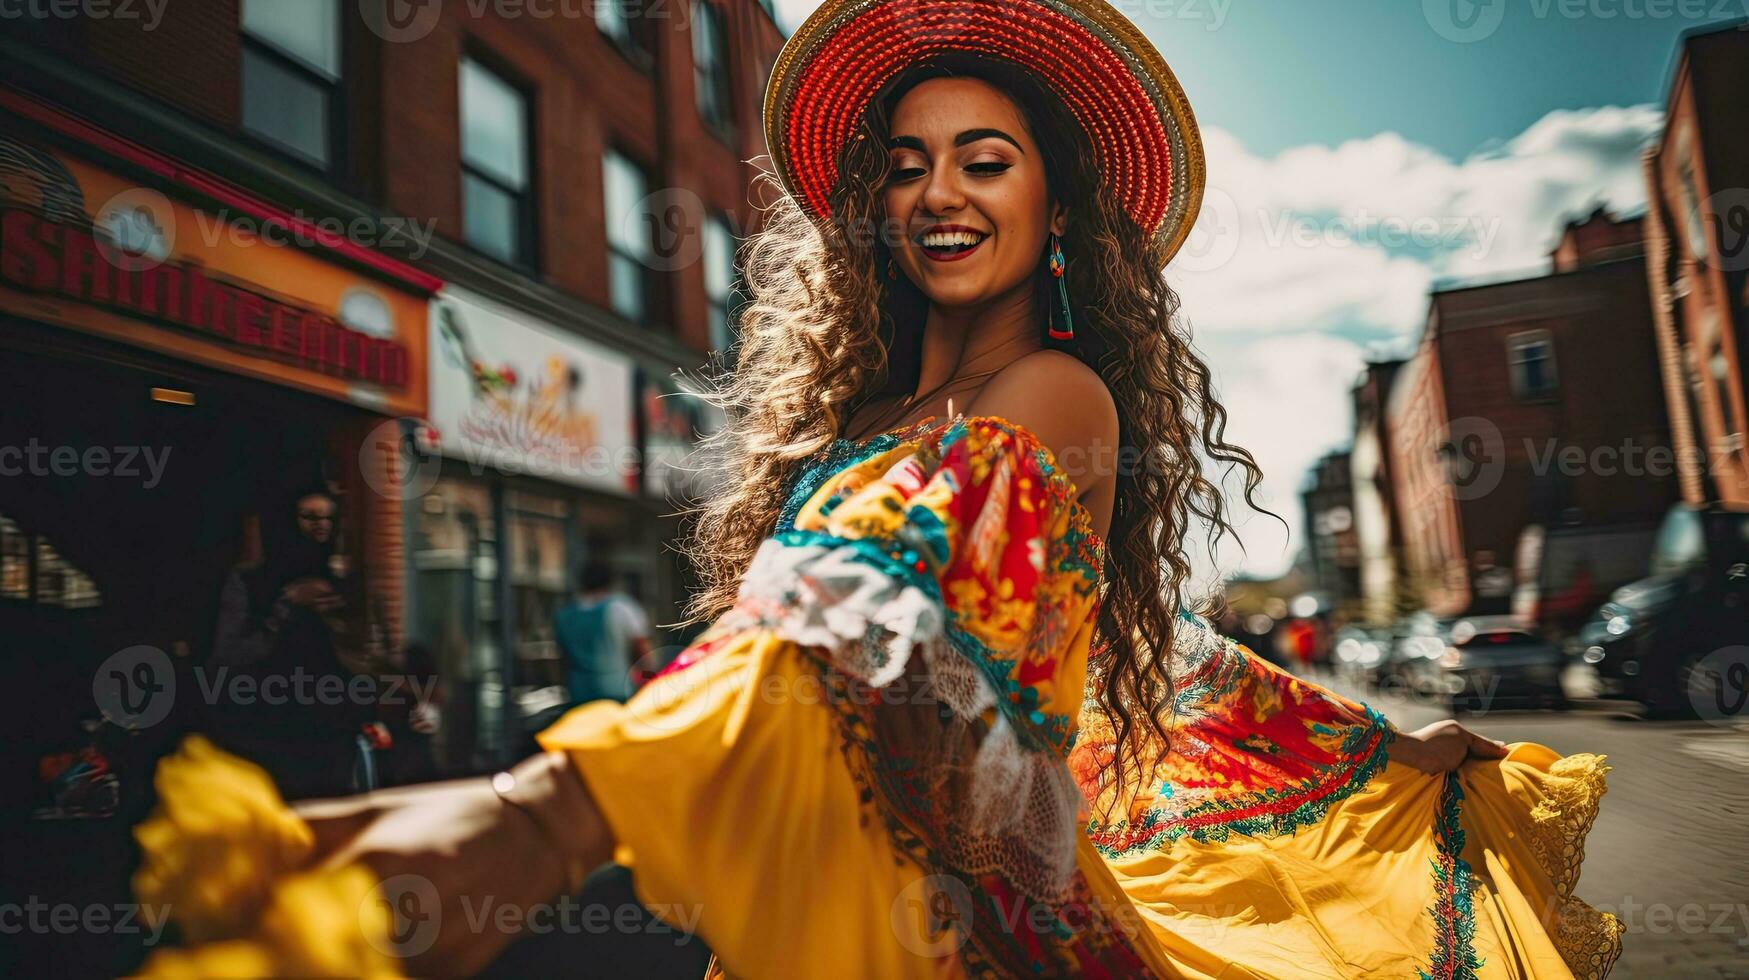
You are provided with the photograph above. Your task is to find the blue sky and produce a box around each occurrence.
[773,1,1746,582]
[1152,0,1734,159]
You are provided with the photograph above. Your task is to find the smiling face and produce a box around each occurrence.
[881,76,1066,311]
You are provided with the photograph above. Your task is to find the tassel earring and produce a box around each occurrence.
[1047,231,1074,341]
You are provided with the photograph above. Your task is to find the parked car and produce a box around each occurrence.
[1434,616,1567,713]
[1512,522,1659,639]
[1572,505,1749,715]
[1383,612,1455,694]
[1332,625,1390,683]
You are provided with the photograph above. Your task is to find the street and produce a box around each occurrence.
[1322,670,1749,979]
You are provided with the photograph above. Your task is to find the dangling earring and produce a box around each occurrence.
[1047,231,1074,341]
[885,250,899,281]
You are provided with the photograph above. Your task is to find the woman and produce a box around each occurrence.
[132,0,1622,976]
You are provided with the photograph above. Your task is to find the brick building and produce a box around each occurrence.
[5,1,784,972]
[4,0,786,799]
[1301,449,1360,616]
[1386,209,1678,619]
[1349,358,1405,625]
[1642,22,1749,509]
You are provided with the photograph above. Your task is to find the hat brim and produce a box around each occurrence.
[764,0,1204,263]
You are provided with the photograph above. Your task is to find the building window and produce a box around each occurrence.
[1507,331,1558,400]
[703,214,740,352]
[460,57,535,268]
[1675,131,1710,263]
[1,514,101,608]
[597,0,654,67]
[692,0,734,141]
[1679,163,1710,263]
[1712,348,1743,442]
[603,148,658,324]
[240,0,342,169]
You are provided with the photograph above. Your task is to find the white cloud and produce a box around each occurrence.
[773,0,816,33]
[1184,331,1367,594]
[1175,106,1663,579]
[1440,104,1664,280]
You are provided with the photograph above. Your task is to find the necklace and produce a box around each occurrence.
[847,367,1003,442]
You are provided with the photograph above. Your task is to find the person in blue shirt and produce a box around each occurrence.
[553,559,651,707]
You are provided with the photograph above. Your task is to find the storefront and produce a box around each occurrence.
[1,96,432,952]
[410,285,644,770]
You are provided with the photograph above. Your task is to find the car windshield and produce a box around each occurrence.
[1649,507,1704,576]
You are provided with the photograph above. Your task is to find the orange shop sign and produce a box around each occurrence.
[0,128,429,417]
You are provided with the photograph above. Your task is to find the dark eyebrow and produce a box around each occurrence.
[886,128,1025,153]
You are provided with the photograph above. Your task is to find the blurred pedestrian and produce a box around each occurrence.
[553,559,651,707]
[379,642,442,786]
[207,487,374,799]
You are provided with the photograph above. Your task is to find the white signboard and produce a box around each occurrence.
[640,369,727,502]
[429,287,635,494]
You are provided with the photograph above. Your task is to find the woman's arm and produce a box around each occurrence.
[292,751,614,975]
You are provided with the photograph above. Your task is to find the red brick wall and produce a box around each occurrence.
[46,2,786,356]
[1389,252,1678,616]
[340,416,405,649]
[1640,154,1707,505]
[1551,213,1644,272]
[373,1,784,352]
[79,0,242,128]
[1387,334,1469,615]
[1647,36,1749,508]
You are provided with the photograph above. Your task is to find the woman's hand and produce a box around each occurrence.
[1389,719,1510,775]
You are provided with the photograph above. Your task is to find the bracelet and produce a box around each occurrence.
[490,758,592,896]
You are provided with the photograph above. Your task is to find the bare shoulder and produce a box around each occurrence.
[965,350,1119,486]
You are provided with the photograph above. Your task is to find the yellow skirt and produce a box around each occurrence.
[538,630,1620,979]
[1112,747,1621,979]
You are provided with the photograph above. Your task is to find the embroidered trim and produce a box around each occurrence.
[1088,704,1395,857]
[1420,772,1483,980]
[777,431,907,533]
[1083,614,1400,858]
[1524,753,1625,979]
[813,656,1157,978]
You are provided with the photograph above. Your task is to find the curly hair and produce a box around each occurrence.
[680,52,1267,799]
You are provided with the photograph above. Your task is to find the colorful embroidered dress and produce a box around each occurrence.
[536,414,1622,979]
